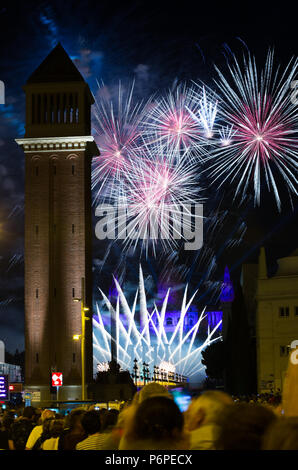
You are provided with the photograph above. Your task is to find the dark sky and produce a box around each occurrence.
[0,0,297,353]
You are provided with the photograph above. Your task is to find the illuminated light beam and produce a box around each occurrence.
[92,316,132,365]
[168,285,198,346]
[168,309,206,364]
[124,289,139,354]
[174,321,222,375]
[93,303,111,353]
[149,307,167,362]
[98,287,140,354]
[188,364,206,378]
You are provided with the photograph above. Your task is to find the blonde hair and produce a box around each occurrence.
[41,409,55,422]
[188,391,233,425]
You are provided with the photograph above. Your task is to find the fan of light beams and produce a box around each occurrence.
[92,266,222,383]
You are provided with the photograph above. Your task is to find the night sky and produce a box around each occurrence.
[0,1,297,353]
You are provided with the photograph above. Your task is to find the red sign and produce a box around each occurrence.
[52,373,63,387]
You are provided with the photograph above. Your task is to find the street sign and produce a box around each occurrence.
[0,375,9,400]
[52,372,63,387]
[9,383,22,393]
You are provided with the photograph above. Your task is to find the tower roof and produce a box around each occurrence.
[220,266,235,303]
[26,43,85,84]
[276,247,298,276]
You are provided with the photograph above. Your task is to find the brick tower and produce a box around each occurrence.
[16,43,99,403]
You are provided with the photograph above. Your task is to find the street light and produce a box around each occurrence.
[73,277,90,401]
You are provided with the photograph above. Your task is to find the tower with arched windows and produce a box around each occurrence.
[16,43,99,403]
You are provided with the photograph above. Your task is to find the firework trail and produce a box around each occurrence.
[6,254,23,272]
[206,50,298,210]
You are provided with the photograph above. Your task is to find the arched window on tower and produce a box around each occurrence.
[57,94,61,123]
[50,94,54,123]
[43,94,47,123]
[32,94,35,124]
[74,93,79,123]
[63,93,67,123]
[69,94,74,123]
[37,94,41,124]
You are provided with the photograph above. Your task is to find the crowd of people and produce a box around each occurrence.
[0,384,297,451]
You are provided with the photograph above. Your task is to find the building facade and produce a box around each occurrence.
[256,247,298,393]
[16,44,99,403]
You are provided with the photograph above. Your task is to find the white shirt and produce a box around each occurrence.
[76,433,107,450]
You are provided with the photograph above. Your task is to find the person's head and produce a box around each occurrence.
[216,403,277,450]
[42,417,55,435]
[22,406,36,420]
[105,409,119,429]
[81,410,101,435]
[138,383,172,404]
[122,396,186,449]
[68,408,86,432]
[49,419,64,438]
[2,413,14,431]
[41,409,55,423]
[185,391,233,431]
[262,417,298,450]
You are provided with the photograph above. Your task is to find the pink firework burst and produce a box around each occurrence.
[143,83,205,156]
[208,51,298,210]
[116,140,203,254]
[232,97,293,162]
[92,81,146,203]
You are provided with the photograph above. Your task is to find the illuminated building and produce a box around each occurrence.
[256,247,298,392]
[16,44,99,403]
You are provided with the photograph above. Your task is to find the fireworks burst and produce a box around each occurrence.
[92,266,222,382]
[186,85,218,140]
[92,81,147,204]
[97,139,204,255]
[142,83,215,158]
[207,50,298,210]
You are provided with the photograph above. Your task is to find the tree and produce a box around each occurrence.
[201,340,225,380]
